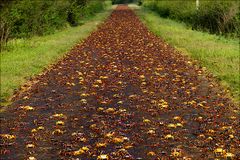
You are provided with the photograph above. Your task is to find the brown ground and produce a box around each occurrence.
[0,5,239,160]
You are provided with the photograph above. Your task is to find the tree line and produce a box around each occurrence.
[0,0,105,51]
[143,0,239,37]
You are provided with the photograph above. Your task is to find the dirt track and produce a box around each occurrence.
[0,5,239,160]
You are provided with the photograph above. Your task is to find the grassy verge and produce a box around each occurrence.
[0,2,113,105]
[129,4,240,103]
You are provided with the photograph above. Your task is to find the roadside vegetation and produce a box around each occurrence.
[0,0,107,51]
[142,0,239,38]
[130,4,240,103]
[0,1,113,104]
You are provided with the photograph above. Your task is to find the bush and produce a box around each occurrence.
[0,1,13,50]
[67,0,104,26]
[8,0,69,38]
[143,0,240,37]
[0,0,106,50]
[194,1,240,35]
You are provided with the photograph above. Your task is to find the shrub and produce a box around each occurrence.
[193,1,239,35]
[67,0,104,26]
[0,1,12,51]
[143,0,239,37]
[0,0,106,51]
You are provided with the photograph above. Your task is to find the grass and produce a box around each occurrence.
[129,4,240,103]
[0,2,114,105]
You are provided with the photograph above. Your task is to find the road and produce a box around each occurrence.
[0,5,239,160]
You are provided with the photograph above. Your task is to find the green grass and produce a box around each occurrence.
[0,3,113,105]
[129,4,240,103]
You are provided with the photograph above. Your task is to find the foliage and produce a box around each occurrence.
[194,1,240,35]
[0,1,12,50]
[143,0,240,37]
[8,0,69,37]
[0,0,106,51]
[67,0,105,26]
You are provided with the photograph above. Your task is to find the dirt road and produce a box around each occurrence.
[1,5,239,160]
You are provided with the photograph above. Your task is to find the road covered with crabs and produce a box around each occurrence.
[0,5,239,160]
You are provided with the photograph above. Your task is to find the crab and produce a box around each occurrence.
[171,148,182,157]
[105,108,115,113]
[167,123,176,128]
[52,129,64,135]
[96,142,107,148]
[147,151,156,156]
[143,119,151,123]
[56,121,65,126]
[21,106,34,111]
[0,134,16,140]
[97,154,109,160]
[113,137,124,143]
[26,144,35,148]
[165,134,174,140]
[213,148,226,157]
